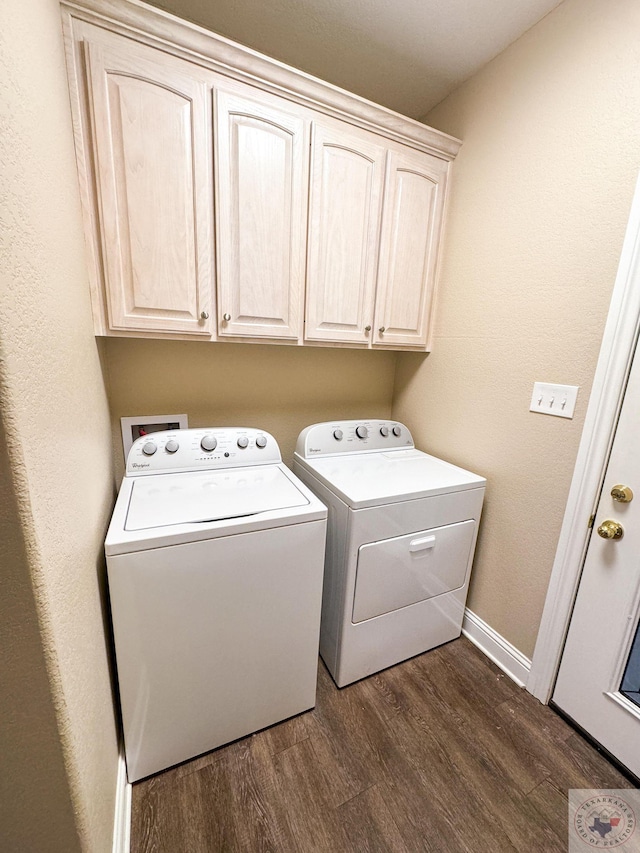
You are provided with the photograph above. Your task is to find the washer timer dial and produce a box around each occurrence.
[200,435,217,452]
[355,425,368,439]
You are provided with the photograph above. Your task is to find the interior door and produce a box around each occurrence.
[553,333,640,778]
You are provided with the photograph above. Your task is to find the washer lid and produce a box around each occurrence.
[125,465,309,531]
[297,448,485,508]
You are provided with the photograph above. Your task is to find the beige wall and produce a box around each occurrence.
[0,0,119,850]
[105,339,396,480]
[393,0,640,658]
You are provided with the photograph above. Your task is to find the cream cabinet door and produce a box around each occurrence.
[374,149,448,349]
[215,86,309,340]
[85,37,213,335]
[305,123,386,344]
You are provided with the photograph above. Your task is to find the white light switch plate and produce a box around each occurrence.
[530,383,578,419]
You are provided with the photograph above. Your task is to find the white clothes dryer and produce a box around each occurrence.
[105,427,327,782]
[293,420,485,687]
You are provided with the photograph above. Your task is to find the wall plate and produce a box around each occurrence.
[530,383,578,419]
[120,414,188,459]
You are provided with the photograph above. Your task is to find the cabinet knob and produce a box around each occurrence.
[223,313,231,322]
[379,326,386,333]
[200,311,209,320]
[365,325,371,332]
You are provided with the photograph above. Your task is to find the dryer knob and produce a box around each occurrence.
[142,441,157,456]
[356,425,368,439]
[165,439,179,453]
[237,436,249,449]
[392,425,402,437]
[200,435,217,452]
[256,435,267,448]
[333,429,343,441]
[380,426,389,437]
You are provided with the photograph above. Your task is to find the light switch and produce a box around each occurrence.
[530,382,578,419]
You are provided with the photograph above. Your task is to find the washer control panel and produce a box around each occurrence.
[295,420,414,458]
[126,427,280,476]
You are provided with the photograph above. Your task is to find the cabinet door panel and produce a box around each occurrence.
[215,88,308,339]
[85,38,213,335]
[374,149,448,348]
[305,123,386,343]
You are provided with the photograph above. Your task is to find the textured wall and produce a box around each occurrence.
[0,0,119,849]
[392,0,640,658]
[0,410,81,851]
[105,339,396,480]
[149,0,562,118]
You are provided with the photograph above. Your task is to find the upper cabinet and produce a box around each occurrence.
[215,84,309,340]
[62,0,461,350]
[374,149,448,348]
[82,33,214,336]
[305,122,386,345]
[304,124,447,349]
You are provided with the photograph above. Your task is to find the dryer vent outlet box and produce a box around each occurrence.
[120,414,188,460]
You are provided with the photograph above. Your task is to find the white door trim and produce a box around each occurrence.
[528,172,640,703]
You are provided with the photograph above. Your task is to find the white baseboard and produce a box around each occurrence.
[462,608,532,689]
[113,748,131,853]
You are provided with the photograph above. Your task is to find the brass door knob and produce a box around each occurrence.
[597,520,624,540]
[611,485,633,503]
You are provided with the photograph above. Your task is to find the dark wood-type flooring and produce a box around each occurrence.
[131,638,633,852]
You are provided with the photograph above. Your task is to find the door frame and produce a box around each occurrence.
[528,172,640,704]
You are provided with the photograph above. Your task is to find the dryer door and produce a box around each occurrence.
[352,520,476,623]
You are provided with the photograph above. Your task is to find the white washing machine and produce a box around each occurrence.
[293,420,485,687]
[105,427,327,782]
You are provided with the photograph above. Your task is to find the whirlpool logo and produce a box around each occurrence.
[132,462,151,469]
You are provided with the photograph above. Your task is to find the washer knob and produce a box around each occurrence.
[380,426,389,437]
[392,425,402,437]
[355,425,368,440]
[165,439,179,454]
[200,434,217,452]
[237,436,249,449]
[142,441,157,456]
[256,435,267,448]
[333,429,343,441]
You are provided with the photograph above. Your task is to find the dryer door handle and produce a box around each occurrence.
[409,535,436,553]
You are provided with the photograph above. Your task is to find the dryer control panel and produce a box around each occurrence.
[295,420,414,458]
[126,428,280,476]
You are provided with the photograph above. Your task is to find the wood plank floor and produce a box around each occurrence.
[131,638,633,852]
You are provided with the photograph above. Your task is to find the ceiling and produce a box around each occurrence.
[150,0,564,119]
